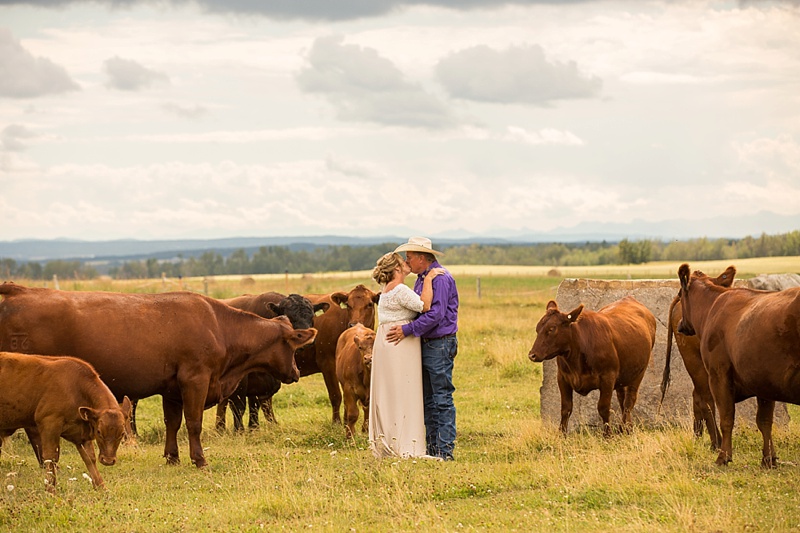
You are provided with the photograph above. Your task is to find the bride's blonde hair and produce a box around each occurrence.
[372,252,404,285]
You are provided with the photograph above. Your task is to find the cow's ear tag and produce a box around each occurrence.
[315,309,325,316]
[340,302,348,310]
[567,314,572,319]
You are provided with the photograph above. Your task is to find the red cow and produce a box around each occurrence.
[660,266,736,450]
[677,263,800,467]
[0,282,316,468]
[335,324,375,439]
[0,352,132,492]
[300,285,379,424]
[529,297,656,436]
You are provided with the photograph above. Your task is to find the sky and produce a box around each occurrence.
[1,0,799,242]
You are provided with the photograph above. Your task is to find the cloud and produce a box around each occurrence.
[103,56,169,91]
[435,44,602,105]
[296,35,456,129]
[0,28,79,98]
[1,124,37,151]
[161,102,209,120]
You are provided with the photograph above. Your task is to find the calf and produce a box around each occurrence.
[335,324,376,439]
[0,352,132,492]
[529,297,656,436]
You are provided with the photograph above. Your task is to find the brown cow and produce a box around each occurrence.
[0,282,316,468]
[677,263,800,467]
[660,266,736,450]
[215,292,328,431]
[335,324,376,439]
[299,285,379,424]
[0,352,132,492]
[528,296,656,436]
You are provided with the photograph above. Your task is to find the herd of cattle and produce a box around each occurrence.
[0,263,798,492]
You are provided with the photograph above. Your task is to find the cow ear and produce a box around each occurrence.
[353,335,363,348]
[331,292,348,306]
[546,300,558,312]
[372,293,381,304]
[287,328,318,350]
[567,305,583,322]
[314,302,330,315]
[266,302,281,315]
[79,406,99,423]
[718,266,737,287]
[678,263,691,291]
[121,396,133,420]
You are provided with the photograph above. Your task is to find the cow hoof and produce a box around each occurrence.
[715,454,731,466]
[165,456,180,466]
[761,456,779,469]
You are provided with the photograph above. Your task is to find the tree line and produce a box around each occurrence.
[1,231,798,281]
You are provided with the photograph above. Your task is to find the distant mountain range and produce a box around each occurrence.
[1,211,797,262]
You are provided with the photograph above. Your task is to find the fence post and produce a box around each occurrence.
[476,277,481,299]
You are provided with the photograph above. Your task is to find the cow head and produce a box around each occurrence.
[266,294,317,330]
[677,264,736,337]
[353,328,376,371]
[330,284,380,328]
[528,300,583,363]
[80,396,132,466]
[275,316,318,383]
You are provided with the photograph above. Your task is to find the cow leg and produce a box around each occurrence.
[23,427,44,466]
[229,388,246,433]
[75,440,105,489]
[180,386,209,468]
[597,380,615,437]
[215,399,229,432]
[162,397,183,466]
[248,395,260,429]
[756,397,778,468]
[321,362,343,424]
[361,398,369,434]
[617,385,639,434]
[692,378,721,450]
[36,430,62,493]
[258,396,277,425]
[342,389,359,439]
[130,399,139,437]
[708,374,735,466]
[556,373,573,435]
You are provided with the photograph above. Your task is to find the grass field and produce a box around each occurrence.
[1,257,800,531]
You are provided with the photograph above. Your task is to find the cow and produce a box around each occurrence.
[215,292,328,431]
[0,352,132,492]
[0,282,317,468]
[677,263,800,467]
[298,285,379,424]
[528,297,656,436]
[660,266,736,450]
[335,324,376,439]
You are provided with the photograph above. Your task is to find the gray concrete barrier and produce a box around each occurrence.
[539,278,790,431]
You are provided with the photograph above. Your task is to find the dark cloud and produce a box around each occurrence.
[103,56,169,91]
[435,44,602,105]
[296,35,456,129]
[0,29,79,98]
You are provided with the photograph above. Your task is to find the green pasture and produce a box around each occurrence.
[2,257,800,531]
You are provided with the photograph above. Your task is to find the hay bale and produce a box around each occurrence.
[539,278,790,431]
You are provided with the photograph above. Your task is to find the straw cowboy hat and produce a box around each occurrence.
[393,236,443,256]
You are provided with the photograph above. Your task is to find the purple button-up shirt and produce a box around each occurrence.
[401,260,459,339]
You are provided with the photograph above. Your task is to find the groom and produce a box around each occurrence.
[386,237,459,461]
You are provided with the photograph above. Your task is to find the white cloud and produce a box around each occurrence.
[0,28,79,98]
[435,44,602,105]
[296,35,457,129]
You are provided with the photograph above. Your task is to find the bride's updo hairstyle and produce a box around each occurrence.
[372,252,404,285]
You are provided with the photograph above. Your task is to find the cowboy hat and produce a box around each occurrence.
[393,236,443,256]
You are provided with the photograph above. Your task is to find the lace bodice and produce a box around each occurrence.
[377,283,423,324]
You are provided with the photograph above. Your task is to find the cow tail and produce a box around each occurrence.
[659,292,681,409]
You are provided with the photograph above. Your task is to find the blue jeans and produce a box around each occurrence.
[421,335,457,460]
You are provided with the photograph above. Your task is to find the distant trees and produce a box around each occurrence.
[1,231,798,281]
